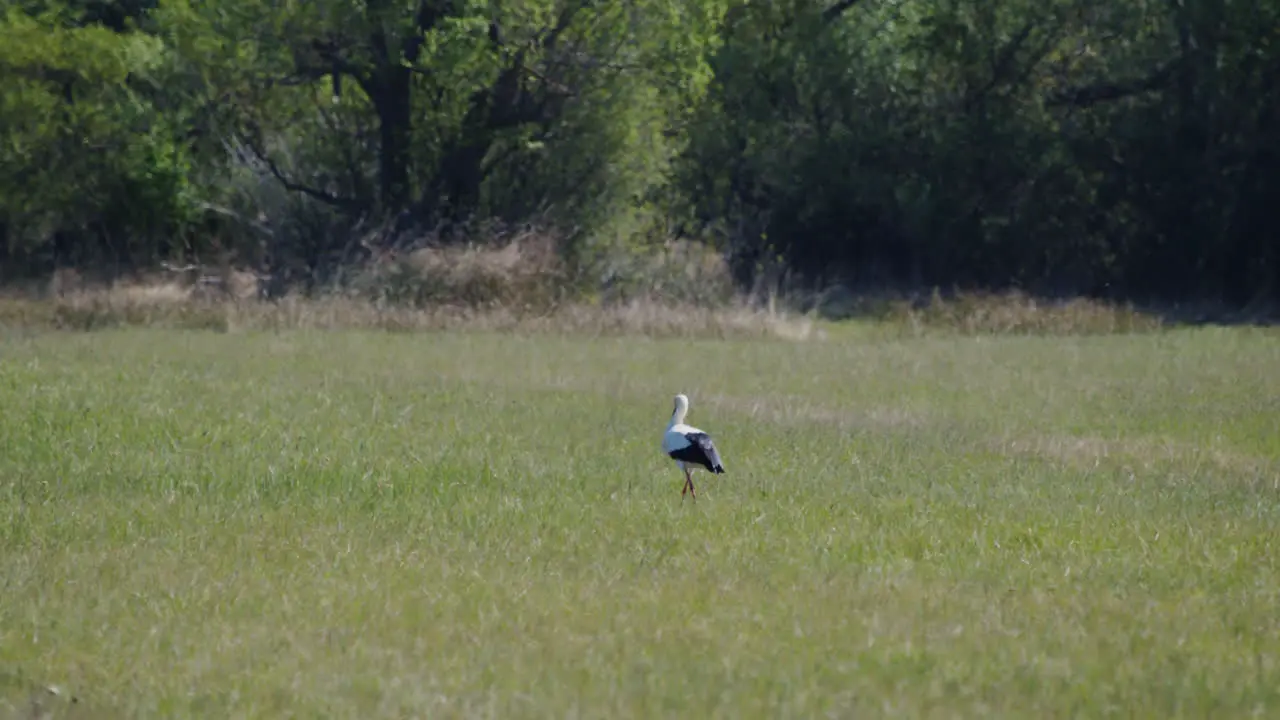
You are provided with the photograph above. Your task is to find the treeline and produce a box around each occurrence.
[2,0,1278,304]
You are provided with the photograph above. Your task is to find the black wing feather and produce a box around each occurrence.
[667,432,726,473]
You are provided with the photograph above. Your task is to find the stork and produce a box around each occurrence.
[662,394,726,500]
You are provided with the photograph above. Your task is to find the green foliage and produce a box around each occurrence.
[677,0,1280,302]
[2,0,1279,306]
[137,0,728,280]
[0,4,195,266]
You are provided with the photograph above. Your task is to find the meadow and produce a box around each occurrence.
[1,322,1278,718]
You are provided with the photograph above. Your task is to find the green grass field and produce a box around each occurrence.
[2,326,1278,718]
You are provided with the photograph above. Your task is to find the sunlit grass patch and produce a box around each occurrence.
[0,327,1277,717]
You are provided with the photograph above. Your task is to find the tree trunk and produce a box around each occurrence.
[372,65,413,212]
[435,141,488,222]
[429,75,512,223]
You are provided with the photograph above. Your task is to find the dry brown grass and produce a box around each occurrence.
[0,277,819,341]
[1,239,1181,340]
[840,288,1166,335]
[0,234,827,340]
[349,231,567,309]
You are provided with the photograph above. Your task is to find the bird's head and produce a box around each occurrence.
[672,393,690,422]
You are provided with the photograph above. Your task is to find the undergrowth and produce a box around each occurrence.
[0,235,1176,339]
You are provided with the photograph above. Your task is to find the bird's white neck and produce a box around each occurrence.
[669,401,688,429]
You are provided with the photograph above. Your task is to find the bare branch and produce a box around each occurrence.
[519,64,575,97]
[312,98,375,207]
[4,65,78,88]
[310,41,365,78]
[1047,57,1182,108]
[237,132,364,212]
[822,0,863,24]
[405,0,459,64]
[479,141,529,180]
[194,202,275,237]
[964,21,1038,111]
[539,0,591,52]
[301,39,374,96]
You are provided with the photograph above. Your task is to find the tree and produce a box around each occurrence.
[0,5,194,270]
[157,0,725,232]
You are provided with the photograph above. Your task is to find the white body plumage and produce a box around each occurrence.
[662,394,725,500]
